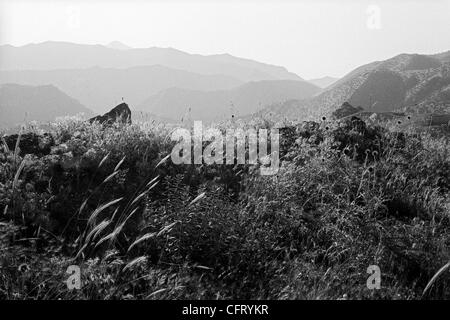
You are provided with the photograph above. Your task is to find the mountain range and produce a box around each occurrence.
[1,42,449,129]
[0,41,301,83]
[0,65,243,113]
[258,51,450,121]
[138,80,320,121]
[0,42,311,116]
[0,83,92,130]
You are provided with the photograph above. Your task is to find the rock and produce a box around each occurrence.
[332,102,364,120]
[89,102,132,125]
[2,132,54,157]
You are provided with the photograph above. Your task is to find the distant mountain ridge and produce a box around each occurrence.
[0,83,92,129]
[308,76,339,89]
[2,43,449,126]
[0,65,243,113]
[0,41,302,83]
[106,41,132,51]
[138,80,321,121]
[259,51,450,120]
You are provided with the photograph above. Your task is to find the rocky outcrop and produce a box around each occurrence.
[89,102,132,125]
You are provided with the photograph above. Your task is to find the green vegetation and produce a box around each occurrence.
[0,116,449,299]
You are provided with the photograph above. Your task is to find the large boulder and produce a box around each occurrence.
[89,102,132,125]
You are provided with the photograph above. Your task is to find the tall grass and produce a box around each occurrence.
[0,115,449,299]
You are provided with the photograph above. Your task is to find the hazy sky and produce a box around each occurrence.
[0,0,449,79]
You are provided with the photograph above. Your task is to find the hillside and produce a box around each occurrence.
[1,113,449,300]
[0,83,92,129]
[0,66,243,114]
[0,41,301,83]
[138,80,321,121]
[260,51,450,120]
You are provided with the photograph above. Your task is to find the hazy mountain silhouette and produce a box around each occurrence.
[138,80,320,121]
[308,76,339,89]
[259,51,450,120]
[0,83,92,129]
[0,41,301,82]
[0,65,243,113]
[106,41,132,50]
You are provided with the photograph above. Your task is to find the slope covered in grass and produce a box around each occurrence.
[0,116,449,299]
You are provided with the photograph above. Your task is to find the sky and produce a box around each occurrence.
[0,0,449,79]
